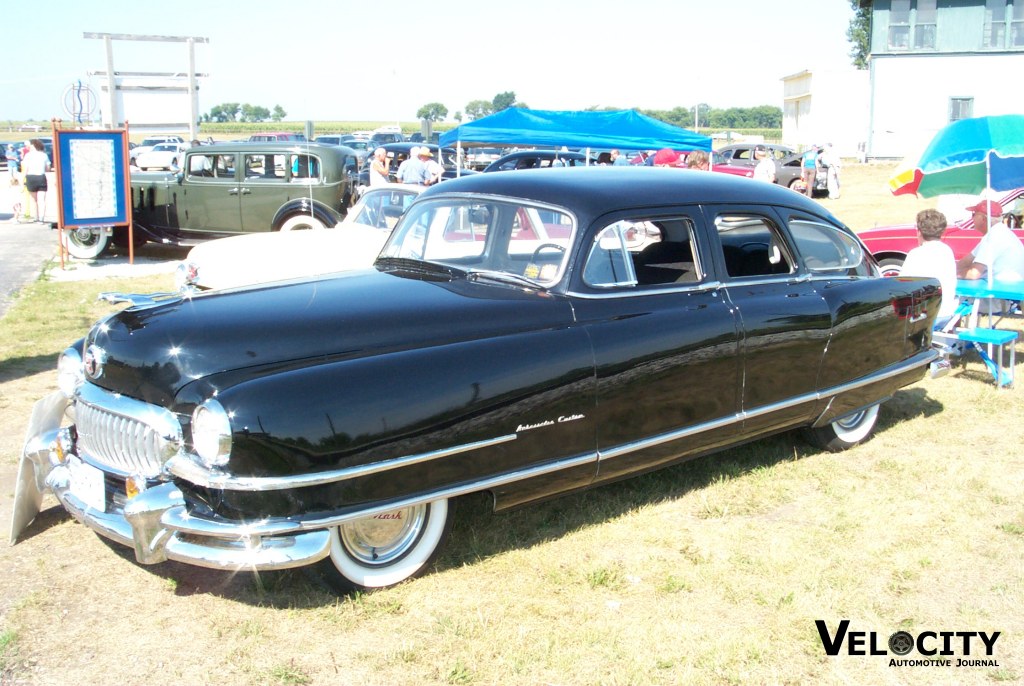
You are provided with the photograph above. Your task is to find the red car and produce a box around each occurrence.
[858,188,1024,276]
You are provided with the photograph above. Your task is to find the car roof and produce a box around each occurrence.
[186,142,355,162]
[420,166,835,224]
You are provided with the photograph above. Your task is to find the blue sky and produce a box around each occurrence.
[6,0,857,123]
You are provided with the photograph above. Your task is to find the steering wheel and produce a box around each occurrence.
[531,243,566,262]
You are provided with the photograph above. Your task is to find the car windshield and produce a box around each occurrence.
[379,197,575,286]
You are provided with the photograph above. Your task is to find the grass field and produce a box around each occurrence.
[0,163,1021,686]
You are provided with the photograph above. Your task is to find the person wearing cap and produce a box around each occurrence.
[396,146,427,185]
[752,146,776,183]
[956,199,1024,282]
[419,146,443,186]
[901,209,957,327]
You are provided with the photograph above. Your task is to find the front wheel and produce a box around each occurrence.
[65,227,110,259]
[806,403,881,452]
[278,213,327,231]
[313,498,453,592]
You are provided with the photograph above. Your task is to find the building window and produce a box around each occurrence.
[889,0,937,50]
[985,0,1007,47]
[1012,0,1024,46]
[889,0,911,49]
[914,0,937,49]
[949,97,974,122]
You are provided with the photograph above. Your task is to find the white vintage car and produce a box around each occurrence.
[134,142,188,171]
[176,184,423,290]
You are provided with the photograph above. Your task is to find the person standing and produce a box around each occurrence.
[369,147,390,187]
[22,139,51,222]
[610,149,630,166]
[801,145,819,198]
[396,146,426,184]
[419,147,443,186]
[752,146,776,183]
[901,209,958,327]
[6,143,21,184]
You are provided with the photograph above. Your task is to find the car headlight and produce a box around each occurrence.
[191,398,232,468]
[57,347,84,398]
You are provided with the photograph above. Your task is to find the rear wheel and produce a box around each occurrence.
[278,214,327,231]
[313,498,453,592]
[806,403,881,452]
[877,257,904,278]
[65,227,110,259]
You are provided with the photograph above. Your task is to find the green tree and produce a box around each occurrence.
[491,91,517,112]
[465,100,494,120]
[454,111,463,123]
[416,102,449,122]
[847,0,870,69]
[272,105,286,122]
[240,104,271,123]
[208,103,240,123]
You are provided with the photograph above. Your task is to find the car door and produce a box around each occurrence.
[776,209,938,390]
[181,151,242,234]
[240,152,290,233]
[568,210,743,484]
[704,206,833,436]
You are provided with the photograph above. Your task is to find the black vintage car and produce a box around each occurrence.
[13,168,941,592]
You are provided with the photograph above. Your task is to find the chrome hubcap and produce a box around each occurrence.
[338,504,428,566]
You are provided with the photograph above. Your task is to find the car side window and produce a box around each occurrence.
[583,224,637,288]
[290,154,320,182]
[212,154,235,179]
[789,220,868,274]
[715,214,794,278]
[244,154,285,181]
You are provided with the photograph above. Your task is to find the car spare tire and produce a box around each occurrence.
[65,227,111,259]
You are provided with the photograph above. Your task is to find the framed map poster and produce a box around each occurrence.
[54,129,131,228]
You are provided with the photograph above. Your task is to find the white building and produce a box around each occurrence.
[781,68,870,158]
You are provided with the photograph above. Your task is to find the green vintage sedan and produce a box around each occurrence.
[64,142,360,259]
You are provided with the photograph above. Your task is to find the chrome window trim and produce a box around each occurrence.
[566,280,724,300]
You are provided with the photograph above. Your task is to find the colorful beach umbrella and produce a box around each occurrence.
[889,114,1024,197]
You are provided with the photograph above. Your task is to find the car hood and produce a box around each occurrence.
[185,225,390,290]
[84,268,574,406]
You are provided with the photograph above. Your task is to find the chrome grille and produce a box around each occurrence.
[74,383,184,478]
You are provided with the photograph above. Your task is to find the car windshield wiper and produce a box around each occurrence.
[376,256,466,279]
[465,268,545,290]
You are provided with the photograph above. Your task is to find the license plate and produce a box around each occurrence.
[68,457,106,512]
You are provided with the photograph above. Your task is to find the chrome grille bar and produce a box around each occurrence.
[74,383,184,478]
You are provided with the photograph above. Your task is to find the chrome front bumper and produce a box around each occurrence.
[11,391,331,572]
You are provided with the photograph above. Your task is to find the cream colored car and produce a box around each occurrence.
[177,184,423,290]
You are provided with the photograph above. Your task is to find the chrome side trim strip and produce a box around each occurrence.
[167,432,519,491]
[566,281,723,300]
[599,349,936,462]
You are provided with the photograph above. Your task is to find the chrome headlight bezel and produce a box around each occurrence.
[191,398,232,468]
[57,347,84,398]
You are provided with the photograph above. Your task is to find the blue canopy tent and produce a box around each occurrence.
[439,108,711,153]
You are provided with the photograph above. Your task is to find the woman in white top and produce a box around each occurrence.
[22,139,52,222]
[901,209,958,328]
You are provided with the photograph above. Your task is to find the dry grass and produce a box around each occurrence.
[1,163,1022,686]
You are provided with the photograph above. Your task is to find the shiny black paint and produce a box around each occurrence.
[80,168,941,525]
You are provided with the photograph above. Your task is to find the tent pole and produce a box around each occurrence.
[987,150,993,287]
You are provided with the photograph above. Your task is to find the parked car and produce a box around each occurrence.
[858,188,1024,276]
[774,151,830,195]
[13,167,941,593]
[482,149,594,172]
[716,143,794,169]
[177,184,424,290]
[248,132,307,142]
[710,151,754,178]
[129,135,186,165]
[465,147,504,170]
[371,131,404,144]
[133,142,188,171]
[64,142,360,259]
[316,135,372,163]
